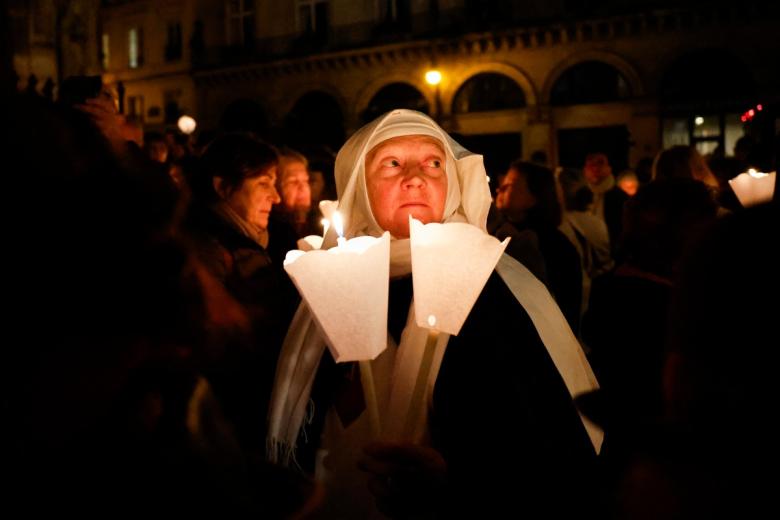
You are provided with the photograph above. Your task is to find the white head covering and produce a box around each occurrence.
[325,109,492,243]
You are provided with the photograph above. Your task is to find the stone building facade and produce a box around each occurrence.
[14,1,777,172]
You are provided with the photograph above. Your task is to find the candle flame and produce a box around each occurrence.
[427,315,437,328]
[747,169,768,178]
[321,218,330,233]
[332,211,344,237]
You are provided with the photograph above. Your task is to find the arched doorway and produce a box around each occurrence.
[550,60,632,106]
[452,73,527,180]
[361,82,429,124]
[551,61,633,171]
[452,72,526,113]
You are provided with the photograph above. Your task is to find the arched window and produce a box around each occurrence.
[453,73,526,113]
[362,83,429,123]
[550,61,631,106]
[285,91,344,150]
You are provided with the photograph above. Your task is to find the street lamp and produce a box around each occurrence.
[425,70,442,86]
[424,69,443,122]
[177,115,197,135]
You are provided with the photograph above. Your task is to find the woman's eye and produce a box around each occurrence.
[428,159,442,168]
[382,159,401,168]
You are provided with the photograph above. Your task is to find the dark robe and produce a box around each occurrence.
[302,271,601,517]
[431,272,600,517]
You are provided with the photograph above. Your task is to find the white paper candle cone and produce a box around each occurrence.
[409,218,509,335]
[729,170,776,208]
[284,232,391,362]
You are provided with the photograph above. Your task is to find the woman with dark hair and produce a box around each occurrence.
[184,133,298,452]
[494,160,583,332]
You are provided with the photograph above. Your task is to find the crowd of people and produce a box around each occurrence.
[5,76,778,518]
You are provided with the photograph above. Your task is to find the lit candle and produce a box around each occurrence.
[332,211,346,247]
[321,218,330,237]
[403,314,440,439]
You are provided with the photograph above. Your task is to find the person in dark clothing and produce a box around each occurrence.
[4,93,317,518]
[268,110,601,518]
[617,201,778,519]
[494,160,583,332]
[581,179,719,511]
[184,133,298,452]
[583,152,629,258]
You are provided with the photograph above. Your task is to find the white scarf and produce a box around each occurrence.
[267,110,602,466]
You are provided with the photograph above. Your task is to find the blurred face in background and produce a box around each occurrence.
[365,135,448,238]
[583,153,612,185]
[689,150,719,189]
[280,160,311,213]
[496,168,536,222]
[147,140,169,163]
[617,173,639,196]
[216,166,281,230]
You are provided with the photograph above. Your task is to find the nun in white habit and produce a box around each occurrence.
[268,109,603,518]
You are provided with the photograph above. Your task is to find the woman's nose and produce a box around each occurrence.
[401,165,426,188]
[271,185,282,203]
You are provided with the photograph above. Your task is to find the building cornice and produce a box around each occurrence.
[193,5,776,87]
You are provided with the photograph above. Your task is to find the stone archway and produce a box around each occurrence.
[452,72,526,114]
[542,51,643,105]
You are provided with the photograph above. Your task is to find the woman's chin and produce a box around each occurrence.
[389,210,437,237]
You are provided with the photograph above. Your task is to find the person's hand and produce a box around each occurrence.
[358,441,447,518]
[75,97,143,151]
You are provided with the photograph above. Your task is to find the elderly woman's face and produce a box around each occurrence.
[365,135,447,238]
[280,160,311,212]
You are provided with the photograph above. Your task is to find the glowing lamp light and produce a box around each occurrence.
[695,116,704,126]
[757,104,763,111]
[177,115,197,135]
[425,70,442,86]
[748,109,755,117]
